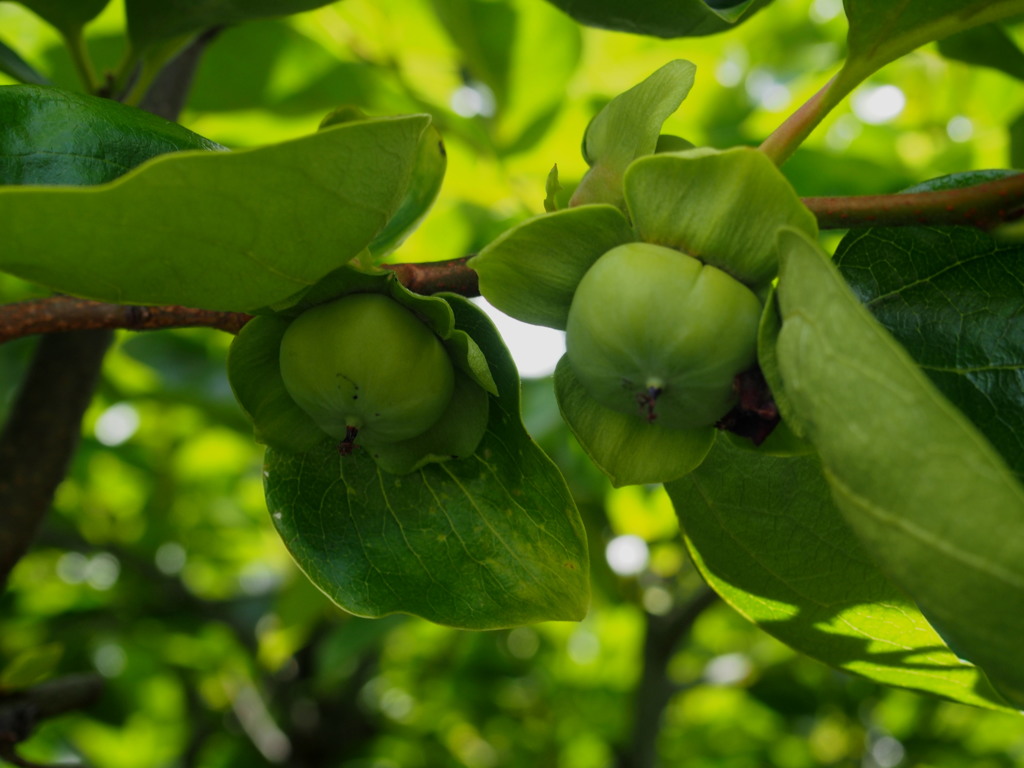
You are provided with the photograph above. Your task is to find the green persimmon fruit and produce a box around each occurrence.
[279,293,455,448]
[566,242,762,429]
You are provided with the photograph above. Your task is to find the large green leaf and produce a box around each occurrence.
[834,223,1024,478]
[125,0,339,53]
[263,297,590,629]
[0,115,431,312]
[838,0,1024,92]
[774,227,1024,708]
[542,0,773,38]
[15,0,109,35]
[666,439,1015,711]
[0,85,224,186]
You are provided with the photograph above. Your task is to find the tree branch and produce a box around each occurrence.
[0,331,112,588]
[0,28,221,588]
[0,258,480,346]
[806,172,1024,230]
[618,587,718,768]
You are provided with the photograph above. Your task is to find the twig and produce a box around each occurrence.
[0,258,480,346]
[805,173,1024,230]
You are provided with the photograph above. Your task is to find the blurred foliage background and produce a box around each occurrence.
[2,0,1024,765]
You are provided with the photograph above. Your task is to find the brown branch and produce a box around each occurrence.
[0,258,480,346]
[0,298,251,345]
[0,331,112,588]
[2,170,1022,347]
[384,255,479,296]
[805,173,1024,230]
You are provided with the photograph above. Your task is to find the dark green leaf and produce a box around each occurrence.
[0,115,432,311]
[0,85,223,186]
[666,439,1016,711]
[0,40,50,85]
[775,227,1024,708]
[15,0,109,35]
[835,223,1024,477]
[542,0,772,38]
[125,0,338,54]
[938,23,1024,81]
[839,0,1024,90]
[264,299,590,628]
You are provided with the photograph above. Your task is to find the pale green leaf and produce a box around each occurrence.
[471,204,634,330]
[625,148,817,289]
[0,115,431,312]
[572,59,695,208]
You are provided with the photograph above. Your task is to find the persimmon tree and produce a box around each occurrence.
[2,0,1024,761]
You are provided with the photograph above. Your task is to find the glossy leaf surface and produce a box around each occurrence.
[0,115,431,311]
[775,228,1024,708]
[0,85,224,186]
[666,439,1015,712]
[264,298,589,628]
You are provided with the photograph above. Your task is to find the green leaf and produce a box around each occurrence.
[0,115,432,312]
[541,0,772,38]
[938,23,1024,81]
[125,0,338,54]
[571,60,695,209]
[774,227,1024,708]
[0,85,224,186]
[366,124,447,262]
[0,40,50,85]
[554,357,714,486]
[666,439,1016,712]
[15,0,109,35]
[834,222,1024,478]
[625,148,818,289]
[471,204,634,330]
[264,299,590,629]
[838,0,1024,92]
